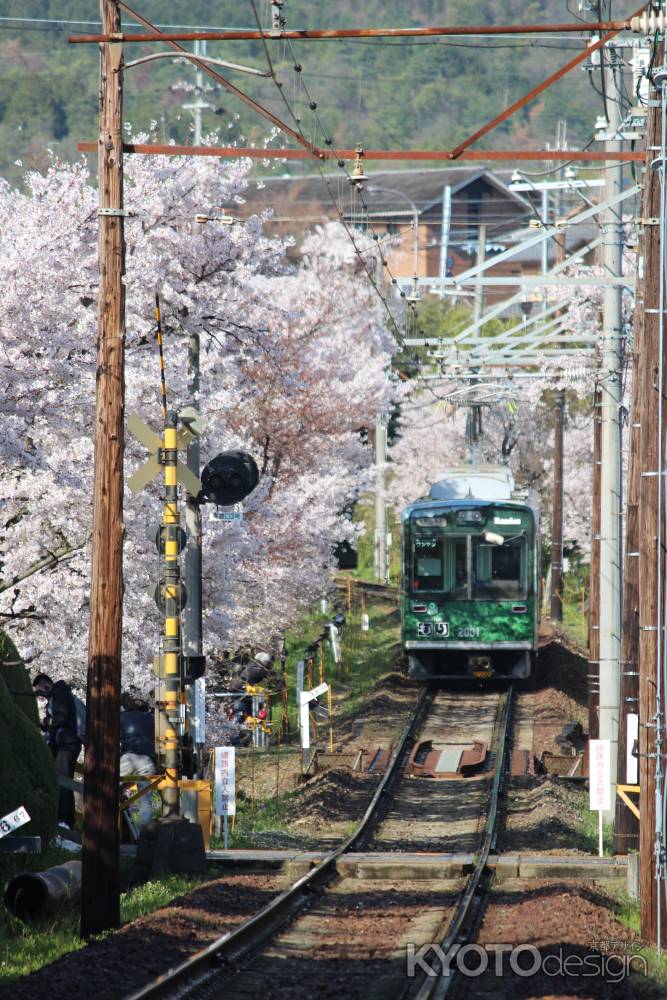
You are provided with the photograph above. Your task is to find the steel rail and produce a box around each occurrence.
[334,577,398,598]
[69,21,629,43]
[124,686,433,1000]
[412,686,515,1000]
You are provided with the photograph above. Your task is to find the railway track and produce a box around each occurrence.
[334,575,398,600]
[126,685,514,1000]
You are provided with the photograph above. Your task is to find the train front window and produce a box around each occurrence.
[473,537,526,599]
[413,537,444,590]
[411,529,528,599]
[412,537,467,594]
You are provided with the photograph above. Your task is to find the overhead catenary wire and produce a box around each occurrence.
[253,2,604,392]
[246,0,450,399]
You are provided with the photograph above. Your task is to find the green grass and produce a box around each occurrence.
[220,592,403,849]
[210,787,298,850]
[562,594,589,649]
[336,600,403,719]
[2,594,404,978]
[282,592,402,729]
[574,791,614,856]
[349,500,401,584]
[606,887,667,988]
[0,850,199,983]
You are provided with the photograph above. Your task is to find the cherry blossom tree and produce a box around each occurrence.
[388,377,597,555]
[0,152,395,692]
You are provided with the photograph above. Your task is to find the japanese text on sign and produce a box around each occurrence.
[589,739,611,812]
[214,747,236,817]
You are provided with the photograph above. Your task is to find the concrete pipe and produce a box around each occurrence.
[4,860,81,920]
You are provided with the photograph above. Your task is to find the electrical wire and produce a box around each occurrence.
[247,0,458,399]
[249,2,601,390]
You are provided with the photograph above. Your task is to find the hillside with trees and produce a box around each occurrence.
[1,1,602,181]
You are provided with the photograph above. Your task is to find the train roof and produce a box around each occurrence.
[401,465,539,518]
[429,465,514,501]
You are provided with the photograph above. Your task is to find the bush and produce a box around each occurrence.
[0,632,39,725]
[0,671,57,845]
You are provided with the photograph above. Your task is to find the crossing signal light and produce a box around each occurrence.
[199,450,259,505]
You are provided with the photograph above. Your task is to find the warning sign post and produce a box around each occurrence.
[589,739,610,858]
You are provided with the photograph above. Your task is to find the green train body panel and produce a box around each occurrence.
[403,598,535,645]
[400,487,540,678]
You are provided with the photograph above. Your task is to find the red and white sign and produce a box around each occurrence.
[589,739,611,812]
[214,747,236,817]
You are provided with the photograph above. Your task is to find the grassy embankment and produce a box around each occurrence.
[0,844,197,982]
[0,591,401,978]
[223,589,403,847]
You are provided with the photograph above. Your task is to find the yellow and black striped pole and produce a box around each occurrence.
[158,410,182,815]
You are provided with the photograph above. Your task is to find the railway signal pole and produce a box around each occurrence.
[81,0,125,937]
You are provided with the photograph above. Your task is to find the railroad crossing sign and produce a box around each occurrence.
[127,410,204,496]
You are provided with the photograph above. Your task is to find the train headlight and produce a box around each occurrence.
[456,509,483,524]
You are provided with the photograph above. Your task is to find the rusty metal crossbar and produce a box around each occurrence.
[76,141,643,162]
[72,4,647,166]
[69,20,630,44]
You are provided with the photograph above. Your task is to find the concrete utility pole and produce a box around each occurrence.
[473,222,487,325]
[588,389,601,740]
[81,0,125,937]
[549,389,565,621]
[182,39,212,144]
[614,278,641,856]
[467,224,486,463]
[597,46,624,819]
[374,415,388,583]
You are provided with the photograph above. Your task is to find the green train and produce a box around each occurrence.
[400,466,540,680]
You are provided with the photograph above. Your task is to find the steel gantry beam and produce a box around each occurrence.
[459,300,573,347]
[69,19,635,44]
[448,274,635,287]
[425,185,640,290]
[407,235,604,349]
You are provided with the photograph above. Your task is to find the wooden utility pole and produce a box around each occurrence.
[638,94,666,946]
[550,389,565,621]
[588,388,601,740]
[81,0,126,938]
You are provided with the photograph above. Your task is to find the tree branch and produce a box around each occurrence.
[0,541,87,594]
